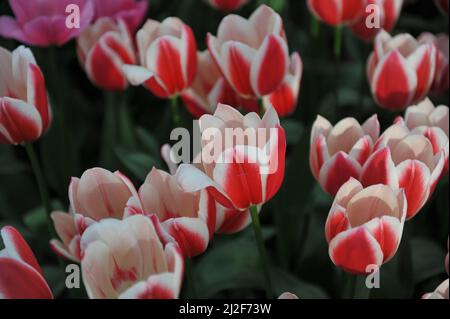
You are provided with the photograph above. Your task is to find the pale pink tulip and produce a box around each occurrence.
[309,114,380,196]
[326,178,407,274]
[80,215,184,299]
[91,0,148,32]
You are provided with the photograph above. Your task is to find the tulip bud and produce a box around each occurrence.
[207,0,250,12]
[307,0,366,26]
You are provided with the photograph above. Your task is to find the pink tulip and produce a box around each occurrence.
[91,0,148,32]
[350,0,403,42]
[207,5,290,98]
[0,226,53,299]
[278,292,299,299]
[396,99,449,173]
[181,50,258,118]
[176,104,286,211]
[50,168,136,261]
[80,215,184,299]
[123,18,197,99]
[361,122,448,219]
[367,31,436,110]
[207,0,250,12]
[326,178,407,274]
[307,0,366,26]
[0,46,52,145]
[124,167,216,258]
[309,114,380,196]
[77,18,136,91]
[263,52,303,117]
[435,0,449,15]
[0,0,94,46]
[161,144,253,235]
[419,33,449,94]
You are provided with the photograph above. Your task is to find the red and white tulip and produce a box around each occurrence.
[0,46,52,145]
[367,31,436,110]
[263,52,303,117]
[181,50,258,118]
[207,0,250,12]
[80,215,184,299]
[0,226,53,299]
[326,178,407,274]
[361,122,448,219]
[176,104,286,212]
[50,168,137,261]
[418,33,449,94]
[309,114,380,196]
[350,0,403,42]
[307,0,366,26]
[207,5,290,98]
[77,18,136,91]
[123,18,197,98]
[124,167,216,258]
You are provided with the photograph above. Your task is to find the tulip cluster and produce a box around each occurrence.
[311,98,449,274]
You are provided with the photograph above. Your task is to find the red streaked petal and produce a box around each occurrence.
[325,204,350,243]
[364,216,403,262]
[361,147,399,189]
[27,63,51,132]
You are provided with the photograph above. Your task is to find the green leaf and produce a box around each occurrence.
[411,237,446,285]
[280,119,304,145]
[115,147,160,181]
[136,127,161,156]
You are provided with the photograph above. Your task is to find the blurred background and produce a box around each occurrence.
[0,0,448,299]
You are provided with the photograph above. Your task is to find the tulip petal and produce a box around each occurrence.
[361,147,399,188]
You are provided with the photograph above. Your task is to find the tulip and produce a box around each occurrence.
[350,0,403,42]
[326,178,407,274]
[207,0,250,12]
[309,114,380,196]
[80,215,184,299]
[367,31,436,110]
[0,0,94,46]
[91,0,148,32]
[161,144,253,235]
[0,226,53,299]
[263,52,303,117]
[181,51,258,118]
[360,122,448,219]
[396,99,449,172]
[176,104,286,211]
[50,168,136,261]
[418,33,449,94]
[124,167,216,258]
[123,18,197,99]
[422,239,449,299]
[0,46,52,145]
[278,292,299,299]
[435,0,449,15]
[77,18,136,91]
[307,0,366,26]
[207,5,290,98]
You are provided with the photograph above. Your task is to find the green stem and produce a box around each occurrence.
[100,91,117,168]
[258,98,265,118]
[117,91,137,149]
[24,143,53,231]
[184,257,198,298]
[334,26,343,109]
[170,95,181,127]
[310,16,320,38]
[345,273,371,299]
[250,205,273,298]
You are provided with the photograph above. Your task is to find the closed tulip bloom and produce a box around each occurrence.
[367,31,436,110]
[77,18,136,91]
[0,226,53,299]
[91,0,148,32]
[350,0,403,42]
[326,178,407,274]
[0,0,94,46]
[309,114,380,196]
[80,215,184,299]
[124,168,216,258]
[207,0,250,12]
[0,46,52,145]
[123,18,197,99]
[435,0,449,15]
[207,5,290,98]
[418,33,449,94]
[307,0,366,26]
[263,52,303,117]
[50,168,137,261]
[176,104,286,211]
[181,51,258,118]
[361,122,448,219]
